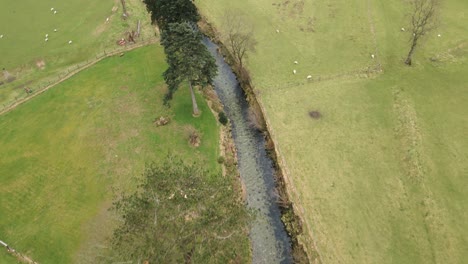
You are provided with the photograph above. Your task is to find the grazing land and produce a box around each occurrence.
[0,45,223,263]
[197,0,468,263]
[0,0,153,107]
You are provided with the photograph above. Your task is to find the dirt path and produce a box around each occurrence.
[0,39,158,117]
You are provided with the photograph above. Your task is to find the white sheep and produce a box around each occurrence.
[45,34,48,38]
[371,54,375,59]
[54,29,57,32]
[54,10,57,14]
[307,75,312,79]
[68,40,73,44]
[437,34,441,37]
[294,61,298,64]
[293,69,297,74]
[106,17,110,23]
[401,27,405,32]
[45,38,48,42]
[276,29,280,33]
[51,8,54,11]
[0,35,3,39]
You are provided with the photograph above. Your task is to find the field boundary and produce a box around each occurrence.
[265,63,383,92]
[256,92,325,264]
[1,239,38,264]
[0,38,158,116]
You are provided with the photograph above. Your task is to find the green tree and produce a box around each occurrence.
[162,22,217,116]
[142,0,200,30]
[108,157,249,263]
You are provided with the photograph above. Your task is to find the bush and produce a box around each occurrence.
[217,156,225,164]
[218,111,228,125]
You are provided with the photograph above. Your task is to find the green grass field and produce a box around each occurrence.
[0,45,221,263]
[0,0,154,107]
[197,0,467,263]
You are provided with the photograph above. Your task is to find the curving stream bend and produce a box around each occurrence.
[203,38,293,264]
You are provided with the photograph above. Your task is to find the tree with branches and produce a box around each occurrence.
[223,11,257,70]
[405,0,440,65]
[108,158,249,263]
[143,0,200,30]
[161,22,217,116]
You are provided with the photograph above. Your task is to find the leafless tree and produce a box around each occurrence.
[405,0,440,65]
[223,11,257,70]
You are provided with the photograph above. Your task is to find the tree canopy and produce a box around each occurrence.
[143,0,200,30]
[108,158,249,263]
[161,22,217,114]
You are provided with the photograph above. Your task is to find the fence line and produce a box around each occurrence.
[1,239,38,264]
[263,63,383,92]
[0,38,158,116]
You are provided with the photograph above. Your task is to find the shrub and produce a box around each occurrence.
[218,111,228,125]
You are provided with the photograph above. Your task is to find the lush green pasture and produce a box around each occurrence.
[197,0,468,263]
[0,45,220,263]
[0,0,153,106]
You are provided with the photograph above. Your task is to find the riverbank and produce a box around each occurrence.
[199,18,310,263]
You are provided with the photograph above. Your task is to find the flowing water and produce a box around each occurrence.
[203,38,293,264]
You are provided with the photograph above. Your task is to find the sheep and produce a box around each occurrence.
[68,40,73,44]
[0,35,3,39]
[54,29,57,32]
[276,29,280,33]
[106,17,110,23]
[293,69,297,74]
[45,38,48,42]
[371,54,375,59]
[54,10,57,14]
[401,27,405,32]
[437,34,441,37]
[294,61,298,64]
[51,8,54,11]
[45,34,48,38]
[307,75,312,79]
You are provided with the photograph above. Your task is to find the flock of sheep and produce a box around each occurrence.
[43,8,73,44]
[283,27,442,80]
[0,8,73,44]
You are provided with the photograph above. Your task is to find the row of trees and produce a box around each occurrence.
[142,1,258,115]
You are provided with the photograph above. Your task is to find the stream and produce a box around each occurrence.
[203,38,293,264]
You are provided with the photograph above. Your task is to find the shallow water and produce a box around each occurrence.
[203,38,292,264]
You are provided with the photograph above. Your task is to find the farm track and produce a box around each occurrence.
[0,39,158,117]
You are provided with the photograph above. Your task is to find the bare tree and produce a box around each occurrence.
[405,0,440,65]
[223,11,257,70]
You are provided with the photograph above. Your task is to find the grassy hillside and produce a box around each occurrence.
[0,0,154,106]
[0,45,222,263]
[197,0,468,263]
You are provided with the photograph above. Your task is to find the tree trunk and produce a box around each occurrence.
[405,38,418,66]
[189,81,200,116]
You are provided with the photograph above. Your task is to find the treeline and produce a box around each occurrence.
[143,0,217,116]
